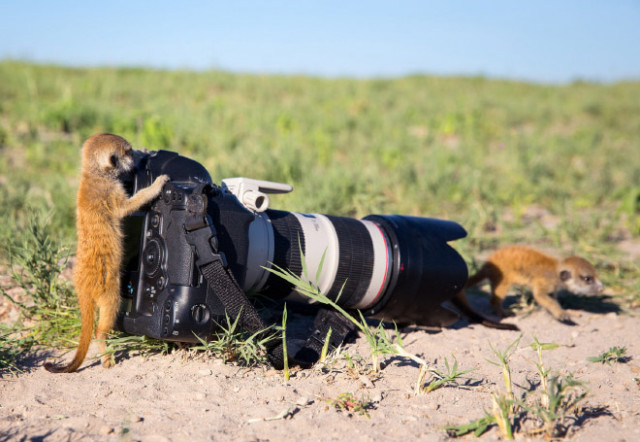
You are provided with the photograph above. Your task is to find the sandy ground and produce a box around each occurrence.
[1,288,639,442]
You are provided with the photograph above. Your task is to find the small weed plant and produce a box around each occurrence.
[587,346,629,365]
[423,356,477,393]
[328,392,374,418]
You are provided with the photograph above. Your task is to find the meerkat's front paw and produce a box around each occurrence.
[156,174,170,186]
[556,311,577,326]
[150,174,170,194]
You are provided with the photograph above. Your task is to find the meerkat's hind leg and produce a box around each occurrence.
[489,279,512,318]
[95,293,120,368]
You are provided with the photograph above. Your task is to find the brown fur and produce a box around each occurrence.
[45,134,169,373]
[455,245,603,326]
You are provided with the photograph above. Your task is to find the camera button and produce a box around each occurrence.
[151,213,161,228]
[191,304,210,325]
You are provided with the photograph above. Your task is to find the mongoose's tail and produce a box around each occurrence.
[44,300,95,373]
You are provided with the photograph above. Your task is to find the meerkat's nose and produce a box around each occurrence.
[596,280,604,293]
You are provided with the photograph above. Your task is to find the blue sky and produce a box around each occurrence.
[2,1,639,83]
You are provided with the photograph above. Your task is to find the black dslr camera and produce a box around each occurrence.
[117,150,468,344]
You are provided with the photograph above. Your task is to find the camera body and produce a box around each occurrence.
[118,150,255,341]
[117,150,469,342]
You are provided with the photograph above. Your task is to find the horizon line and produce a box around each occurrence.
[3,58,639,87]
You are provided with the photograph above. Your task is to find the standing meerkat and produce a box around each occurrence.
[45,134,169,373]
[454,245,604,326]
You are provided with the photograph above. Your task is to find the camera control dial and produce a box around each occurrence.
[143,238,163,277]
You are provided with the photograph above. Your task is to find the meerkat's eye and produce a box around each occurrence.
[109,154,118,167]
[581,275,594,284]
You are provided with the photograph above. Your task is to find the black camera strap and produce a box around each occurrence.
[184,184,283,368]
[183,184,356,370]
[294,307,357,366]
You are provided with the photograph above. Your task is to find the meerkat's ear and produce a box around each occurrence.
[559,270,572,281]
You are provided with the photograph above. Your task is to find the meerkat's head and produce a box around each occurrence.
[81,133,135,179]
[558,256,604,295]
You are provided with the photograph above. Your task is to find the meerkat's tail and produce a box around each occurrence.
[452,291,519,331]
[465,264,491,288]
[44,299,95,373]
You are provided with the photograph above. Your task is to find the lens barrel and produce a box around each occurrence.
[245,210,468,325]
[255,211,391,309]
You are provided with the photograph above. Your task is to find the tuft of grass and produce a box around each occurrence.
[188,309,274,366]
[103,333,178,362]
[423,356,477,393]
[266,241,484,397]
[530,336,559,406]
[587,346,629,365]
[521,373,588,439]
[446,336,589,440]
